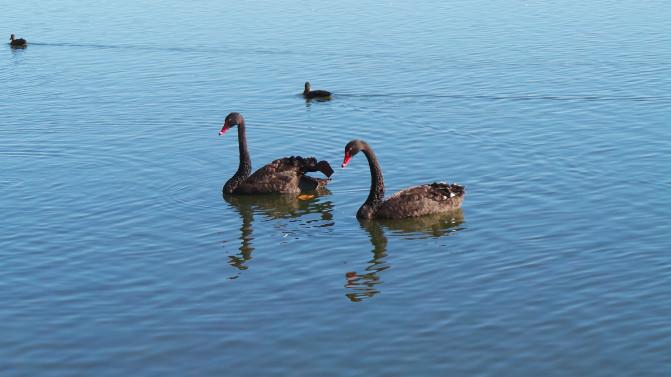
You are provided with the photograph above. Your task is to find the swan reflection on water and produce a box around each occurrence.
[223,191,334,277]
[345,209,465,302]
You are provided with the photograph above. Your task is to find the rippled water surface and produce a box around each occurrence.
[2,0,670,375]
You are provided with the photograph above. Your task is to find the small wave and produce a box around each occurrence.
[0,150,69,158]
[27,42,196,53]
[25,42,336,58]
[0,177,25,190]
[335,92,671,103]
[25,41,405,60]
[164,183,222,211]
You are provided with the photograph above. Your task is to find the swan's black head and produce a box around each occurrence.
[304,82,311,93]
[342,139,367,168]
[10,34,15,41]
[219,112,244,135]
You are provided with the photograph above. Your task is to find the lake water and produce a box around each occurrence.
[2,0,670,375]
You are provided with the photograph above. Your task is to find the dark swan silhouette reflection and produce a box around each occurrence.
[223,191,334,277]
[345,209,465,302]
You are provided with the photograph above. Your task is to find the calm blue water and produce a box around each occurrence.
[2,0,670,375]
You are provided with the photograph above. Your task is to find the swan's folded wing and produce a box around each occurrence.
[241,156,333,194]
[375,183,465,219]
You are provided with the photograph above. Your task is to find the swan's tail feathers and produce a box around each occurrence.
[449,183,465,198]
[293,156,334,178]
[431,182,466,198]
[316,160,334,178]
[299,158,333,190]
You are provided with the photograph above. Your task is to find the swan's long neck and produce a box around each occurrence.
[224,122,252,194]
[359,144,384,216]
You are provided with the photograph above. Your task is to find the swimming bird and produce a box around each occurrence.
[9,34,27,48]
[303,82,331,99]
[341,139,464,219]
[219,112,334,195]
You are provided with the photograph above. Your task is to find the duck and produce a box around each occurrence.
[9,34,27,48]
[341,139,464,219]
[219,112,334,195]
[303,82,331,99]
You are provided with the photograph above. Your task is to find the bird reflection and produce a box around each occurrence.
[303,97,332,110]
[223,190,334,276]
[345,209,465,302]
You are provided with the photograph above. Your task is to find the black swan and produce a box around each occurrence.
[219,112,334,195]
[341,139,465,219]
[9,34,27,48]
[303,82,331,99]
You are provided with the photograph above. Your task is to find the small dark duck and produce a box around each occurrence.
[9,34,27,48]
[303,82,331,99]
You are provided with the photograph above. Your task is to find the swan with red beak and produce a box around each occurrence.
[341,139,464,219]
[218,112,334,195]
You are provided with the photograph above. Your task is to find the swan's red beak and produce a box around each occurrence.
[341,151,351,168]
[218,124,228,136]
